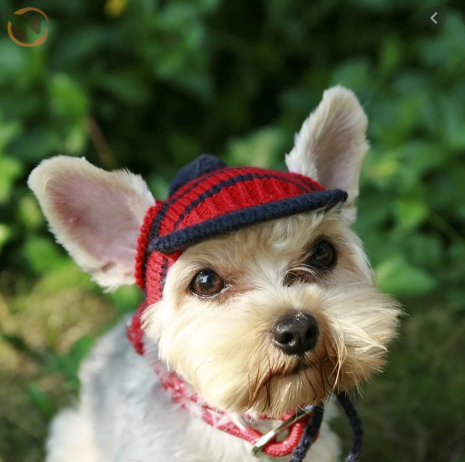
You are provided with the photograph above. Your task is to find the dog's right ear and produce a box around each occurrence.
[28,156,155,290]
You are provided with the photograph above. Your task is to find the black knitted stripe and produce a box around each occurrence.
[171,172,315,232]
[158,256,169,297]
[148,189,347,254]
[147,166,230,245]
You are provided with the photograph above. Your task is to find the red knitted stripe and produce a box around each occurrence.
[179,177,310,231]
[284,170,325,192]
[167,165,230,201]
[144,250,183,304]
[157,169,244,237]
[135,204,161,290]
[126,302,148,355]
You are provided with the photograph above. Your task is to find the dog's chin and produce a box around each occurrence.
[197,361,336,419]
[246,369,332,418]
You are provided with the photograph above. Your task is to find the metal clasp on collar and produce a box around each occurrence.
[252,405,314,456]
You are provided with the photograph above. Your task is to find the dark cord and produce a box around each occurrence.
[288,404,324,462]
[288,393,363,462]
[336,392,363,462]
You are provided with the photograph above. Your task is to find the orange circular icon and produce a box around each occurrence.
[7,7,49,48]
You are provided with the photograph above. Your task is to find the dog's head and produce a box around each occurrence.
[29,86,399,418]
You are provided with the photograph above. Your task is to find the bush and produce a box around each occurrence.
[1,0,464,307]
[0,1,464,461]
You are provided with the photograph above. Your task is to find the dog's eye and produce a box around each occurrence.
[306,240,336,270]
[189,270,225,297]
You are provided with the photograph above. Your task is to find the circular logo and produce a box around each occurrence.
[7,7,49,48]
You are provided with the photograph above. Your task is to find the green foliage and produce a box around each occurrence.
[0,1,464,461]
[0,0,463,304]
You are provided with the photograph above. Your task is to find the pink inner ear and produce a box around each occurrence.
[315,117,360,193]
[50,172,143,273]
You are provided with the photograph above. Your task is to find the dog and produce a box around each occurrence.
[29,86,400,462]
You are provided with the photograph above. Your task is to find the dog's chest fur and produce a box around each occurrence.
[46,317,340,462]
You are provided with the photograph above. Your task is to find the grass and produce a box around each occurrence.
[0,267,464,462]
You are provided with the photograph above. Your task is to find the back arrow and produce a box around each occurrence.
[431,12,438,24]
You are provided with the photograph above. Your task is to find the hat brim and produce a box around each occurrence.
[148,189,348,254]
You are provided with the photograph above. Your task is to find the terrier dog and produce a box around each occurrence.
[29,86,399,462]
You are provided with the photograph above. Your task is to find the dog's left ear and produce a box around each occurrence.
[28,156,155,289]
[285,86,368,222]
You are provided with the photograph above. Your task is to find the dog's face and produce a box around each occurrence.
[29,86,399,418]
[144,211,398,417]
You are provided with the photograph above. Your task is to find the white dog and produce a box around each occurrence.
[29,86,399,462]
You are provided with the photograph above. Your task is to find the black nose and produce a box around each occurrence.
[272,312,319,355]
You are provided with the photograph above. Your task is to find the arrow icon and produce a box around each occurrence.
[423,7,446,29]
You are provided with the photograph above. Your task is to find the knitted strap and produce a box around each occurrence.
[155,364,314,457]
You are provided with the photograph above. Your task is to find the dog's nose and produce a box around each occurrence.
[272,312,319,355]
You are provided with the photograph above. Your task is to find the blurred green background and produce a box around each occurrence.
[0,0,464,461]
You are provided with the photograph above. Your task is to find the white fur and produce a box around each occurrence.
[285,86,368,222]
[47,317,341,462]
[30,87,400,462]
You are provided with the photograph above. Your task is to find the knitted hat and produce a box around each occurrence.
[135,154,347,303]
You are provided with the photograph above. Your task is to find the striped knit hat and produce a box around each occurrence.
[135,154,347,303]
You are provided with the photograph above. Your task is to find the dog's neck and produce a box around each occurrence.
[127,304,316,457]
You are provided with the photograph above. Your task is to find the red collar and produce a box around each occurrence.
[127,304,317,457]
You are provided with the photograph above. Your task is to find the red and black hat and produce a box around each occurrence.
[135,154,347,303]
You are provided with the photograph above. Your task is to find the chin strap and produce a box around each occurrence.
[335,392,363,462]
[288,392,363,462]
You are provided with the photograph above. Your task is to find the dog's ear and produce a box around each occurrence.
[285,86,368,222]
[28,156,154,289]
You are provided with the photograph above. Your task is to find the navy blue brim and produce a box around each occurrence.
[148,189,348,254]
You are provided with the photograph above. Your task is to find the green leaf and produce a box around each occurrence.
[107,285,143,314]
[62,122,88,155]
[38,262,95,294]
[0,224,12,252]
[22,236,67,274]
[331,58,371,93]
[226,127,286,169]
[0,119,22,149]
[49,73,88,123]
[378,35,403,75]
[27,384,55,420]
[7,127,61,161]
[392,198,428,230]
[0,155,23,204]
[375,255,437,296]
[18,195,44,231]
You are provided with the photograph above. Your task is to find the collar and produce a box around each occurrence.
[127,304,317,457]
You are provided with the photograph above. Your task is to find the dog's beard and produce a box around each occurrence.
[244,316,338,417]
[142,213,400,418]
[144,285,397,418]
